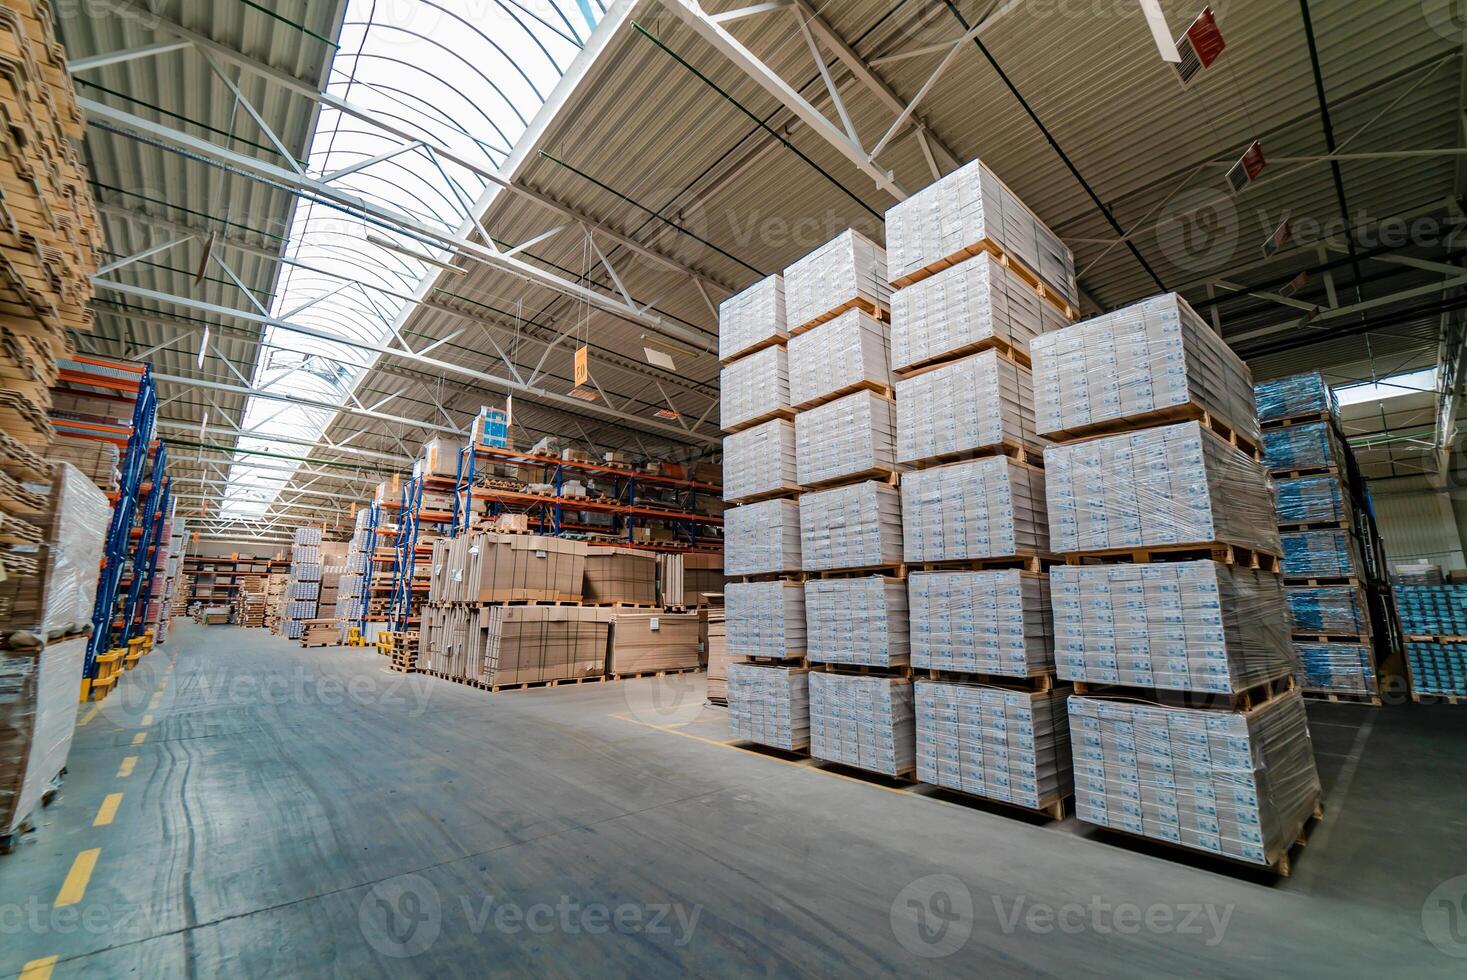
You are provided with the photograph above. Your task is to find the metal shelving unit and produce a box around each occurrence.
[386,475,455,630]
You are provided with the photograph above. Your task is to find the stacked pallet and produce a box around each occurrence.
[1394,579,1467,703]
[335,507,374,643]
[384,630,419,673]
[704,606,727,705]
[264,572,289,632]
[284,527,322,640]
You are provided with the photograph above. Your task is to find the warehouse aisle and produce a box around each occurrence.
[2,622,1465,978]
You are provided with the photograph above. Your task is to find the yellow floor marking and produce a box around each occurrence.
[78,704,101,727]
[117,756,137,778]
[148,694,162,709]
[131,732,147,746]
[140,714,153,727]
[55,849,100,907]
[93,793,123,827]
[19,956,58,979]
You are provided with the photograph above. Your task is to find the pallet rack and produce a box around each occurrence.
[181,556,283,605]
[356,501,390,639]
[388,474,455,630]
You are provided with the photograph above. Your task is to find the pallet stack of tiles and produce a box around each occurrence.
[1393,567,1467,703]
[284,527,323,640]
[335,508,373,643]
[1031,290,1323,874]
[1255,370,1402,704]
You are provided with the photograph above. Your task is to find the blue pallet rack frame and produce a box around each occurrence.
[387,476,424,631]
[120,444,170,643]
[356,501,384,637]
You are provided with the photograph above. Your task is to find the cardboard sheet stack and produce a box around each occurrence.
[723,419,797,504]
[584,547,656,605]
[703,607,728,704]
[607,611,701,675]
[804,576,908,668]
[895,349,1043,465]
[783,229,891,332]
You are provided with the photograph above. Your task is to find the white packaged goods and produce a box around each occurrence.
[784,229,892,331]
[809,671,915,776]
[725,498,802,576]
[718,274,786,362]
[795,390,898,488]
[799,481,903,571]
[885,158,1078,307]
[727,663,810,750]
[1044,421,1280,555]
[895,350,1043,465]
[1069,691,1321,866]
[720,345,790,433]
[901,457,1048,562]
[1030,293,1261,444]
[805,576,909,667]
[915,681,1072,810]
[908,569,1053,677]
[788,308,892,409]
[889,251,1069,373]
[1051,561,1295,693]
[723,419,797,503]
[725,580,807,658]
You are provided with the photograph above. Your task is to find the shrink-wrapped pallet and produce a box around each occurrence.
[1394,583,1467,634]
[915,681,1072,810]
[804,576,909,667]
[783,230,891,332]
[1,637,85,835]
[1280,529,1363,580]
[727,663,810,750]
[1275,475,1348,526]
[901,457,1048,562]
[795,390,897,488]
[798,481,903,571]
[1068,691,1322,866]
[1030,293,1260,443]
[908,569,1053,677]
[0,464,108,637]
[1254,371,1337,423]
[1051,561,1295,693]
[1286,585,1370,635]
[718,274,786,362]
[1262,421,1344,472]
[1044,421,1280,555]
[1406,640,1467,697]
[787,308,891,409]
[722,419,797,503]
[721,345,790,433]
[725,580,806,659]
[1292,641,1376,696]
[725,498,802,576]
[895,349,1042,465]
[809,671,915,776]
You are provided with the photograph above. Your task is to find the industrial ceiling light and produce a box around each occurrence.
[653,408,681,420]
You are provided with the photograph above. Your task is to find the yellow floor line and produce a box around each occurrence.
[78,704,101,727]
[131,732,147,746]
[148,694,162,709]
[93,792,123,827]
[117,756,137,778]
[55,848,100,907]
[19,956,57,979]
[140,714,153,727]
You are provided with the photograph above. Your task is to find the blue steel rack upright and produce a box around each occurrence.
[356,501,384,637]
[387,476,424,631]
[120,443,170,643]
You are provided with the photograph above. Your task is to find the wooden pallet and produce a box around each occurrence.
[1046,402,1262,461]
[718,330,787,365]
[1276,517,1352,533]
[1072,673,1298,712]
[727,738,812,758]
[810,757,917,783]
[1260,411,1337,431]
[1292,632,1372,644]
[1301,688,1383,706]
[917,668,1062,693]
[723,482,801,506]
[1411,691,1467,705]
[915,553,1063,575]
[1284,575,1363,588]
[893,333,1033,377]
[583,601,658,608]
[811,562,907,580]
[720,405,796,436]
[788,295,889,337]
[729,570,808,584]
[1086,798,1323,878]
[888,236,1080,322]
[731,652,808,667]
[925,785,1068,822]
[1271,464,1343,481]
[502,598,584,606]
[799,465,900,492]
[906,439,1046,471]
[610,665,705,681]
[809,660,913,677]
[791,377,894,412]
[1404,634,1467,643]
[1064,542,1280,573]
[705,696,728,707]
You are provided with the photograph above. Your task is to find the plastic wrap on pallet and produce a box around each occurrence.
[718,274,786,362]
[1262,421,1342,472]
[1286,586,1370,635]
[1406,640,1467,697]
[725,580,806,658]
[1068,691,1321,866]
[1393,584,1467,635]
[1275,475,1347,526]
[725,498,802,576]
[908,569,1054,677]
[1044,421,1281,555]
[915,681,1072,810]
[294,526,323,546]
[721,345,790,433]
[888,251,1067,373]
[1293,641,1377,696]
[804,576,909,667]
[1030,293,1260,443]
[808,671,915,776]
[798,482,903,571]
[895,349,1043,465]
[795,390,897,488]
[1280,529,1362,580]
[788,308,891,408]
[901,456,1048,563]
[783,230,891,331]
[722,419,797,503]
[1051,561,1295,693]
[727,662,810,750]
[0,636,85,835]
[0,463,110,636]
[1254,371,1338,423]
[884,158,1078,307]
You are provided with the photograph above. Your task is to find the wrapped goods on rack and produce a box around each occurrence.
[1394,583,1467,635]
[1,636,85,837]
[722,419,797,503]
[1262,421,1345,472]
[908,569,1053,677]
[725,498,801,576]
[1254,371,1338,423]
[727,662,810,750]
[783,229,890,331]
[1275,475,1348,525]
[725,580,805,659]
[428,533,585,604]
[804,576,909,667]
[1045,422,1280,555]
[1051,561,1295,693]
[720,345,790,433]
[808,671,915,777]
[794,390,897,487]
[901,457,1047,563]
[718,274,786,363]
[1281,529,1363,580]
[1293,641,1376,696]
[1286,585,1370,634]
[895,349,1042,465]
[798,481,903,571]
[787,308,892,408]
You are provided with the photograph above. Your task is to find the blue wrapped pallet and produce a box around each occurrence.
[1282,529,1361,580]
[1287,585,1369,634]
[1407,641,1467,698]
[1293,641,1377,696]
[1255,371,1338,424]
[1393,583,1467,636]
[1276,475,1348,526]
[1263,421,1342,472]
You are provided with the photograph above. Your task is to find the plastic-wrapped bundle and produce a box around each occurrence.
[1254,371,1338,423]
[1069,691,1321,866]
[294,526,323,546]
[804,576,909,667]
[809,671,915,776]
[721,345,791,433]
[1262,421,1342,472]
[884,158,1078,308]
[799,482,903,571]
[1293,641,1377,695]
[727,663,810,750]
[901,457,1048,562]
[1280,529,1361,580]
[1275,475,1347,526]
[1044,421,1281,555]
[908,569,1053,677]
[722,419,797,503]
[795,390,897,488]
[787,308,891,409]
[718,274,786,362]
[1030,293,1260,444]
[895,350,1043,465]
[1406,640,1467,696]
[1286,585,1369,634]
[0,636,85,835]
[783,229,891,332]
[725,580,806,658]
[0,464,109,636]
[888,251,1067,373]
[915,681,1072,810]
[1051,561,1295,693]
[725,498,802,576]
[1393,584,1467,635]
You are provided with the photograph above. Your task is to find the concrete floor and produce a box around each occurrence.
[2,621,1464,978]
